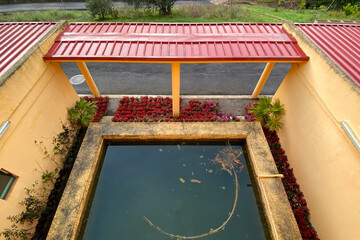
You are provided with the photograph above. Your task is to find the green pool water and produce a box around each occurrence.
[81,141,267,240]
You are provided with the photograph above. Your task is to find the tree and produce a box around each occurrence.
[305,0,359,9]
[125,0,177,15]
[85,0,113,20]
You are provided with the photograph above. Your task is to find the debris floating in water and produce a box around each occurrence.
[190,179,201,184]
[177,144,181,150]
[192,171,194,176]
[182,164,186,167]
[208,169,213,173]
[199,155,204,159]
[159,148,163,152]
[212,145,244,175]
[179,178,185,183]
[221,186,226,190]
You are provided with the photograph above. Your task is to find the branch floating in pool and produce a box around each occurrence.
[143,144,243,239]
[212,144,244,176]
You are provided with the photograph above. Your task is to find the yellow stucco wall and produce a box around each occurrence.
[0,22,79,233]
[274,23,360,240]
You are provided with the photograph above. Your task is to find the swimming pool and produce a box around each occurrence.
[81,141,267,239]
[46,121,301,240]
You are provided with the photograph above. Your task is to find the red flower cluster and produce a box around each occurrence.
[245,103,319,240]
[112,96,240,122]
[82,96,109,122]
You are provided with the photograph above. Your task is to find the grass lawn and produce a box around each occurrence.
[0,4,359,23]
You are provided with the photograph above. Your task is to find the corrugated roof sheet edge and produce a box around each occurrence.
[0,21,68,85]
[296,23,360,87]
[44,22,309,63]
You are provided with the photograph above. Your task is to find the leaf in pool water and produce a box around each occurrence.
[190,179,201,184]
[221,186,226,190]
[208,169,213,173]
[182,164,186,167]
[179,178,185,183]
[199,155,204,159]
[159,148,163,152]
[192,171,194,176]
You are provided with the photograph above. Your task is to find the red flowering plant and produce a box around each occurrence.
[245,102,319,240]
[82,96,109,122]
[112,96,240,122]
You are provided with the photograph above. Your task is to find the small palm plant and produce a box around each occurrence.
[249,96,285,131]
[67,99,97,128]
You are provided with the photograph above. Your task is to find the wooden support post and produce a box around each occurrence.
[251,62,275,98]
[171,63,180,118]
[77,62,100,97]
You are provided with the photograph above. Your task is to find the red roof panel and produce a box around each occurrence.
[44,23,309,62]
[0,22,56,76]
[297,23,360,86]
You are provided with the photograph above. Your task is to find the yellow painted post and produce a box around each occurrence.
[76,62,100,97]
[251,62,275,98]
[172,63,180,118]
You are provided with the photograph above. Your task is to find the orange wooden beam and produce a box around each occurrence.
[77,62,100,98]
[172,63,180,118]
[252,62,275,98]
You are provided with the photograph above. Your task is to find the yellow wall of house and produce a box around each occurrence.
[0,23,78,233]
[274,24,360,240]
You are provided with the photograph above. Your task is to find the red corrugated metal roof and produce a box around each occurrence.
[43,23,309,62]
[0,22,57,76]
[297,23,360,86]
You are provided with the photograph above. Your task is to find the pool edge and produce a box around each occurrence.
[46,118,301,240]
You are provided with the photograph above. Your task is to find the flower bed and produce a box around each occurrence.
[245,103,319,240]
[83,96,109,122]
[112,96,240,122]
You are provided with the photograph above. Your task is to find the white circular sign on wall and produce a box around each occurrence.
[69,75,85,85]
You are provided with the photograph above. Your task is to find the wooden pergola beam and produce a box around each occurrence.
[77,62,100,98]
[171,63,180,118]
[252,62,275,98]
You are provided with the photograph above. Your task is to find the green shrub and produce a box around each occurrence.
[249,96,285,131]
[343,3,359,15]
[85,0,113,20]
[67,99,97,128]
[300,0,307,9]
[124,0,177,15]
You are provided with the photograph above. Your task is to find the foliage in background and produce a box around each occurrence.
[1,4,360,22]
[304,0,359,10]
[248,96,285,131]
[85,0,113,19]
[124,0,177,15]
[343,2,359,15]
[68,98,97,128]
[0,10,90,22]
[277,0,303,9]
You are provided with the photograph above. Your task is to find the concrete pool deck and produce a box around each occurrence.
[46,119,301,240]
